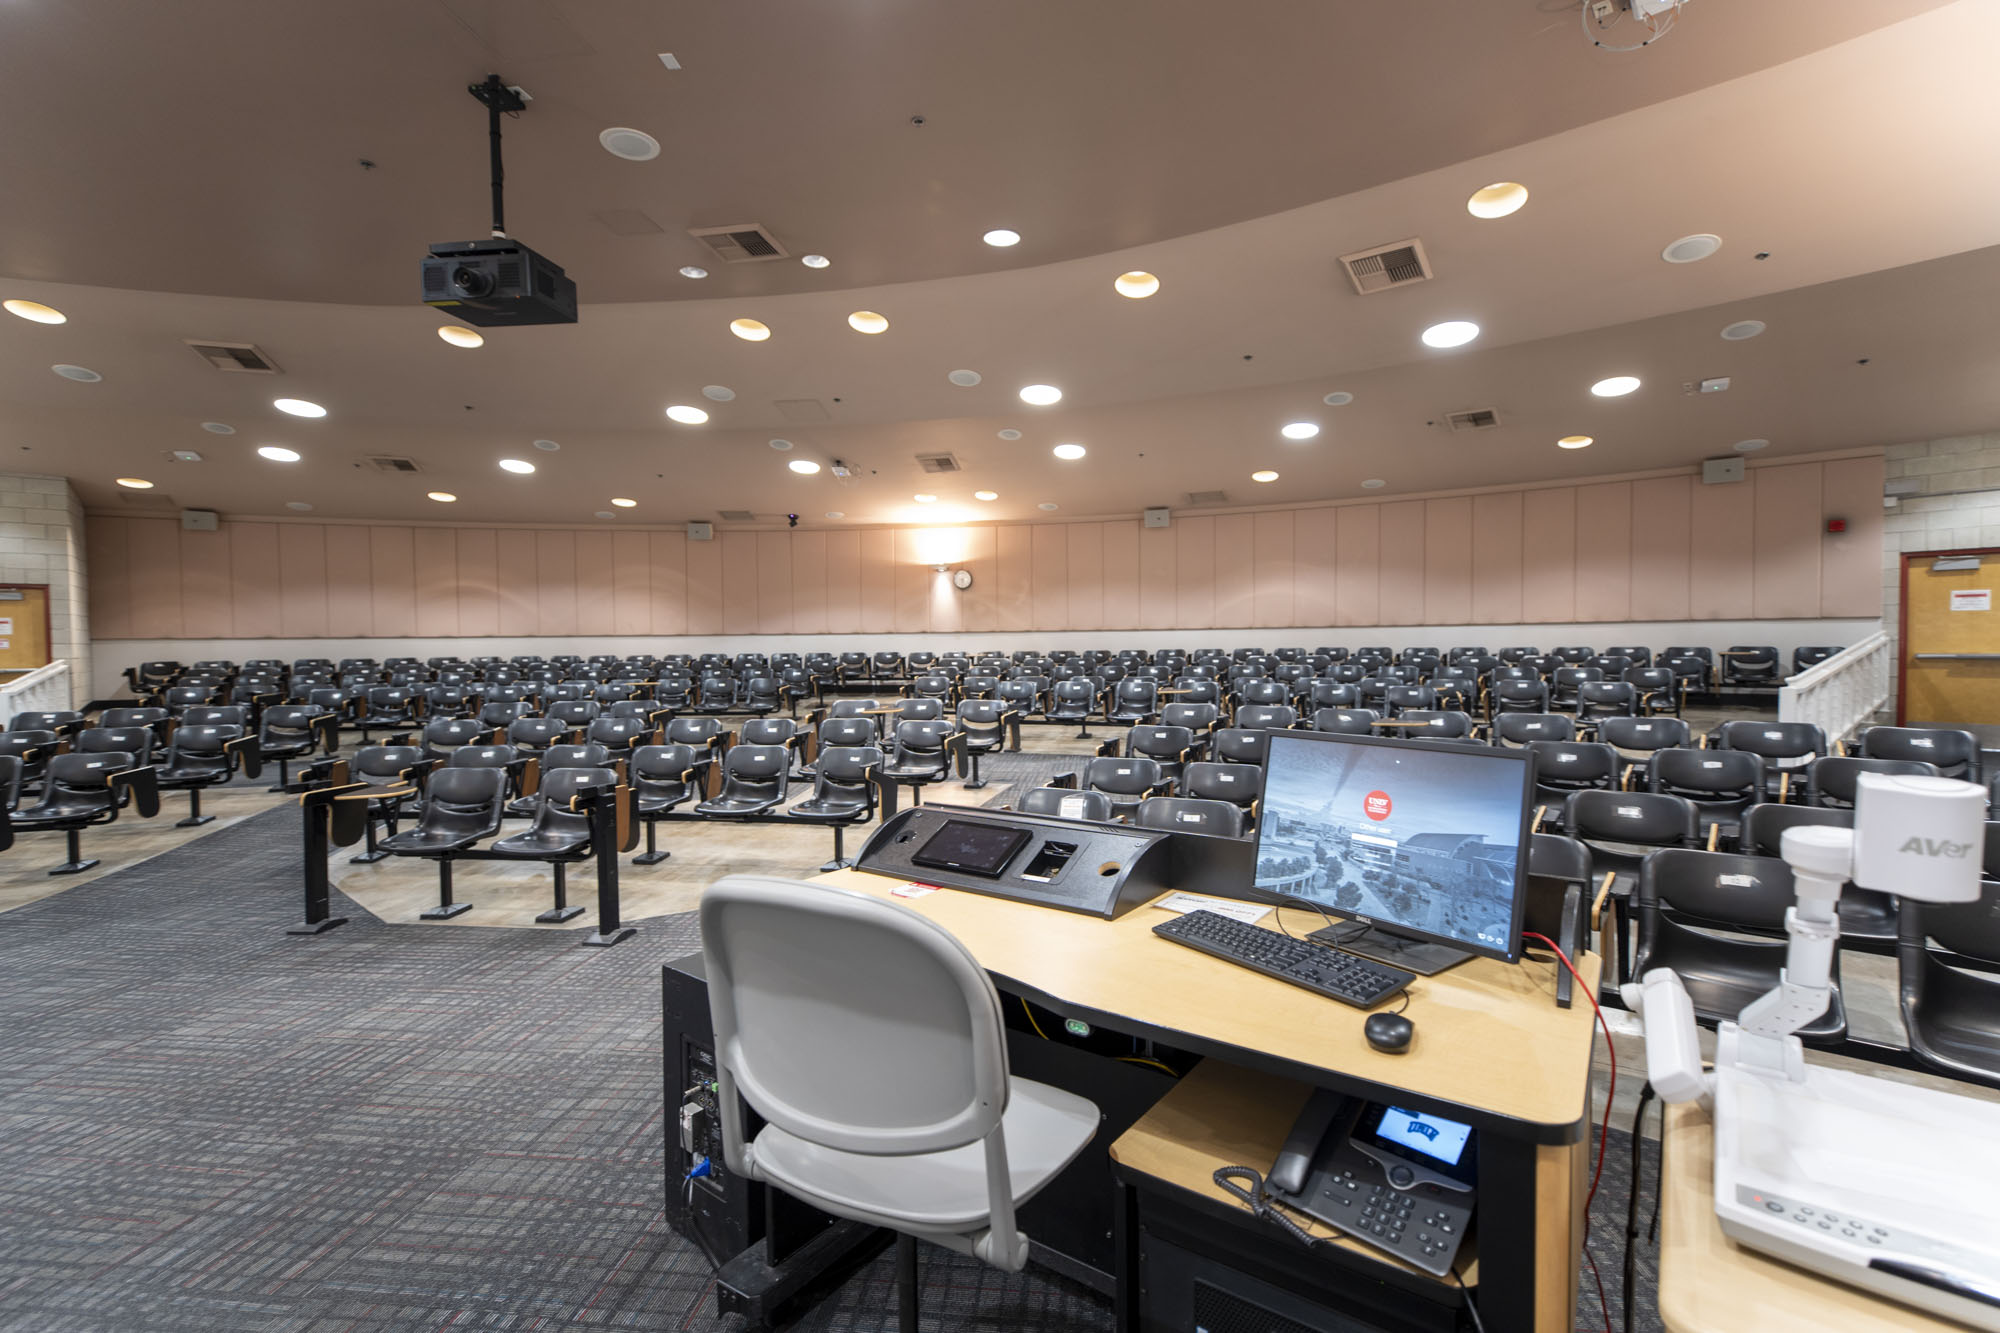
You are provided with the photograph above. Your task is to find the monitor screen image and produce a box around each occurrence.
[1254,731,1529,959]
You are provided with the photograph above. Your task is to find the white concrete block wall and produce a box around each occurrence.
[1879,433,2000,710]
[0,473,89,707]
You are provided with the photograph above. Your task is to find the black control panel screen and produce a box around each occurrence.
[910,819,1034,878]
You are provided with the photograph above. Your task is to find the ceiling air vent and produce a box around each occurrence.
[365,456,423,474]
[773,398,832,422]
[915,453,961,474]
[1186,490,1230,507]
[186,340,280,373]
[717,510,756,522]
[1445,409,1500,432]
[689,224,788,263]
[1336,238,1433,296]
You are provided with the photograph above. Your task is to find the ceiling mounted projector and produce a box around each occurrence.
[420,75,577,328]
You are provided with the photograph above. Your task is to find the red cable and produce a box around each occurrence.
[1522,930,1615,1333]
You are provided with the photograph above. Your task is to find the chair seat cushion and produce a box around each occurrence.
[787,798,869,823]
[695,795,782,817]
[379,829,483,854]
[750,1075,1097,1233]
[637,790,693,815]
[14,799,115,826]
[881,764,946,782]
[490,828,591,858]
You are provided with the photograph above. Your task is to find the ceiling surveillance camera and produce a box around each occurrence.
[787,513,799,528]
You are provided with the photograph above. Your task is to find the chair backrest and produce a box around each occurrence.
[1637,848,1794,933]
[1806,754,1938,807]
[1651,747,1763,798]
[541,743,613,772]
[1717,720,1827,763]
[1017,787,1116,821]
[1597,716,1689,753]
[828,699,881,719]
[352,745,423,783]
[818,716,878,749]
[740,717,798,747]
[1525,741,1618,791]
[1185,761,1260,809]
[508,717,571,752]
[1493,713,1573,747]
[1127,724,1194,763]
[1493,680,1549,711]
[810,745,884,799]
[1234,704,1297,731]
[1564,789,1698,849]
[1084,755,1163,797]
[1210,728,1270,765]
[1861,726,1981,781]
[667,717,725,747]
[891,719,955,761]
[527,767,618,837]
[1307,707,1376,736]
[1577,680,1637,716]
[78,726,154,762]
[586,717,652,751]
[446,745,517,770]
[1396,710,1474,739]
[1792,646,1840,673]
[896,697,946,721]
[165,723,241,768]
[1236,679,1288,706]
[1737,802,1852,857]
[415,766,509,838]
[183,705,249,727]
[1134,796,1245,838]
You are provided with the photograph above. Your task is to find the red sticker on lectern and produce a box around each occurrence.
[1364,790,1392,820]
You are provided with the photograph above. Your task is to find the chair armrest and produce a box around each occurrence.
[1050,771,1080,790]
[1591,871,1616,929]
[1705,823,1720,852]
[1778,770,1791,803]
[1095,738,1120,758]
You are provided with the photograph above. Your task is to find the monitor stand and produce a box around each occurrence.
[1308,920,1475,977]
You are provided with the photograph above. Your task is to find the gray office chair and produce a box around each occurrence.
[701,876,1100,1331]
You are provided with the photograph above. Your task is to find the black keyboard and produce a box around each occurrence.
[1151,909,1413,1008]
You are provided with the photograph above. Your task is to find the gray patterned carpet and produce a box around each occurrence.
[0,802,1665,1332]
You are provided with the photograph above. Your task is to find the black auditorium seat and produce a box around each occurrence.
[693,745,791,817]
[1017,787,1116,822]
[787,745,888,872]
[488,766,621,924]
[12,751,158,875]
[153,723,261,827]
[378,766,510,920]
[1134,796,1245,839]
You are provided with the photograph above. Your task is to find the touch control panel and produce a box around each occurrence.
[855,807,1179,918]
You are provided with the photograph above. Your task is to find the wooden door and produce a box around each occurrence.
[1899,548,2000,743]
[0,585,51,676]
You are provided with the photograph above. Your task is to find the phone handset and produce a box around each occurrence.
[1267,1088,1357,1196]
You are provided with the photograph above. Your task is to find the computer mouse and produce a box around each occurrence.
[1364,1012,1414,1054]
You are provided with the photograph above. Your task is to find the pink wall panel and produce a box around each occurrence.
[611,532,651,635]
[1689,475,1756,619]
[412,528,460,636]
[178,529,233,638]
[1137,524,1175,631]
[226,523,282,640]
[1335,505,1379,626]
[789,532,827,635]
[930,550,964,634]
[1422,498,1473,626]
[996,526,1033,632]
[1520,488,1577,624]
[821,531,860,634]
[1252,511,1294,628]
[1573,483,1633,623]
[1470,492,1524,624]
[126,518,183,639]
[1293,507,1337,629]
[454,529,498,637]
[572,531,615,635]
[369,527,417,637]
[1067,523,1104,631]
[1377,501,1426,624]
[649,531,688,635]
[684,532,722,634]
[719,532,758,635]
[894,529,930,634]
[85,515,133,640]
[1031,524,1070,632]
[1175,516,1216,629]
[532,530,576,637]
[1753,463,1824,618]
[858,528,897,634]
[1820,457,1885,617]
[757,531,793,634]
[493,526,539,634]
[1212,514,1255,629]
[959,526,998,633]
[1629,477,1692,621]
[277,523,329,637]
[324,525,375,638]
[1101,520,1139,629]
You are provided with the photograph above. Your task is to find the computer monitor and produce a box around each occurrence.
[1253,730,1532,971]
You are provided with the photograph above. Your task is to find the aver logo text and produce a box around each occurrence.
[1900,837,1974,858]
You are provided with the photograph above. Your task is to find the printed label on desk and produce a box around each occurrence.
[891,882,940,899]
[1152,891,1268,924]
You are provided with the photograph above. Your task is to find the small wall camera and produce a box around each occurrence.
[787,513,799,528]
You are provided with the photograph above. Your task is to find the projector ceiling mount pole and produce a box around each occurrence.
[468,74,526,239]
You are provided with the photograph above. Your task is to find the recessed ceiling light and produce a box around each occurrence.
[1733,438,1770,452]
[437,325,484,348]
[914,493,937,503]
[274,397,326,418]
[974,490,998,501]
[612,497,638,507]
[116,477,154,489]
[801,254,830,269]
[53,364,102,382]
[1114,271,1159,299]
[983,229,1020,247]
[1466,182,1529,219]
[768,439,794,451]
[599,127,661,161]
[729,318,771,341]
[1662,233,1723,264]
[1019,384,1062,406]
[666,404,710,424]
[789,459,821,474]
[1252,470,1279,483]
[680,265,708,280]
[1322,392,1354,407]
[1280,422,1319,440]
[532,438,561,452]
[847,310,889,334]
[1590,376,1642,397]
[1038,502,1059,511]
[1720,320,1767,341]
[257,445,301,462]
[948,369,982,387]
[997,428,1022,441]
[702,385,736,401]
[1052,443,1086,460]
[201,422,236,434]
[1361,479,1386,489]
[1420,321,1479,349]
[4,299,65,324]
[286,501,314,511]
[824,511,845,519]
[595,510,616,519]
[1558,435,1593,450]
[499,458,536,474]
[428,491,458,502]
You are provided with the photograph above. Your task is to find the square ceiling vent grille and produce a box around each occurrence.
[717,509,755,522]
[1336,238,1432,295]
[689,224,788,263]
[187,340,280,373]
[916,453,961,473]
[1185,490,1230,507]
[1445,409,1500,431]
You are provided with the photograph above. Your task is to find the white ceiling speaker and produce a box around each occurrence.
[200,421,235,434]
[702,385,736,401]
[1322,392,1354,407]
[1662,233,1722,264]
[52,364,102,382]
[948,369,982,387]
[599,127,661,161]
[532,438,561,451]
[768,439,794,451]
[1720,320,1766,341]
[997,428,1022,440]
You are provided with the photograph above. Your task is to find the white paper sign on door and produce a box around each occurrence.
[1950,589,1992,611]
[0,618,14,635]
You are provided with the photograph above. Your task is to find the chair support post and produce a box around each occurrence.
[896,1233,919,1333]
[176,786,214,828]
[49,826,98,875]
[420,856,473,920]
[633,816,670,865]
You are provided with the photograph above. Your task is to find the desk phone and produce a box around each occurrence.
[1266,1087,1477,1276]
